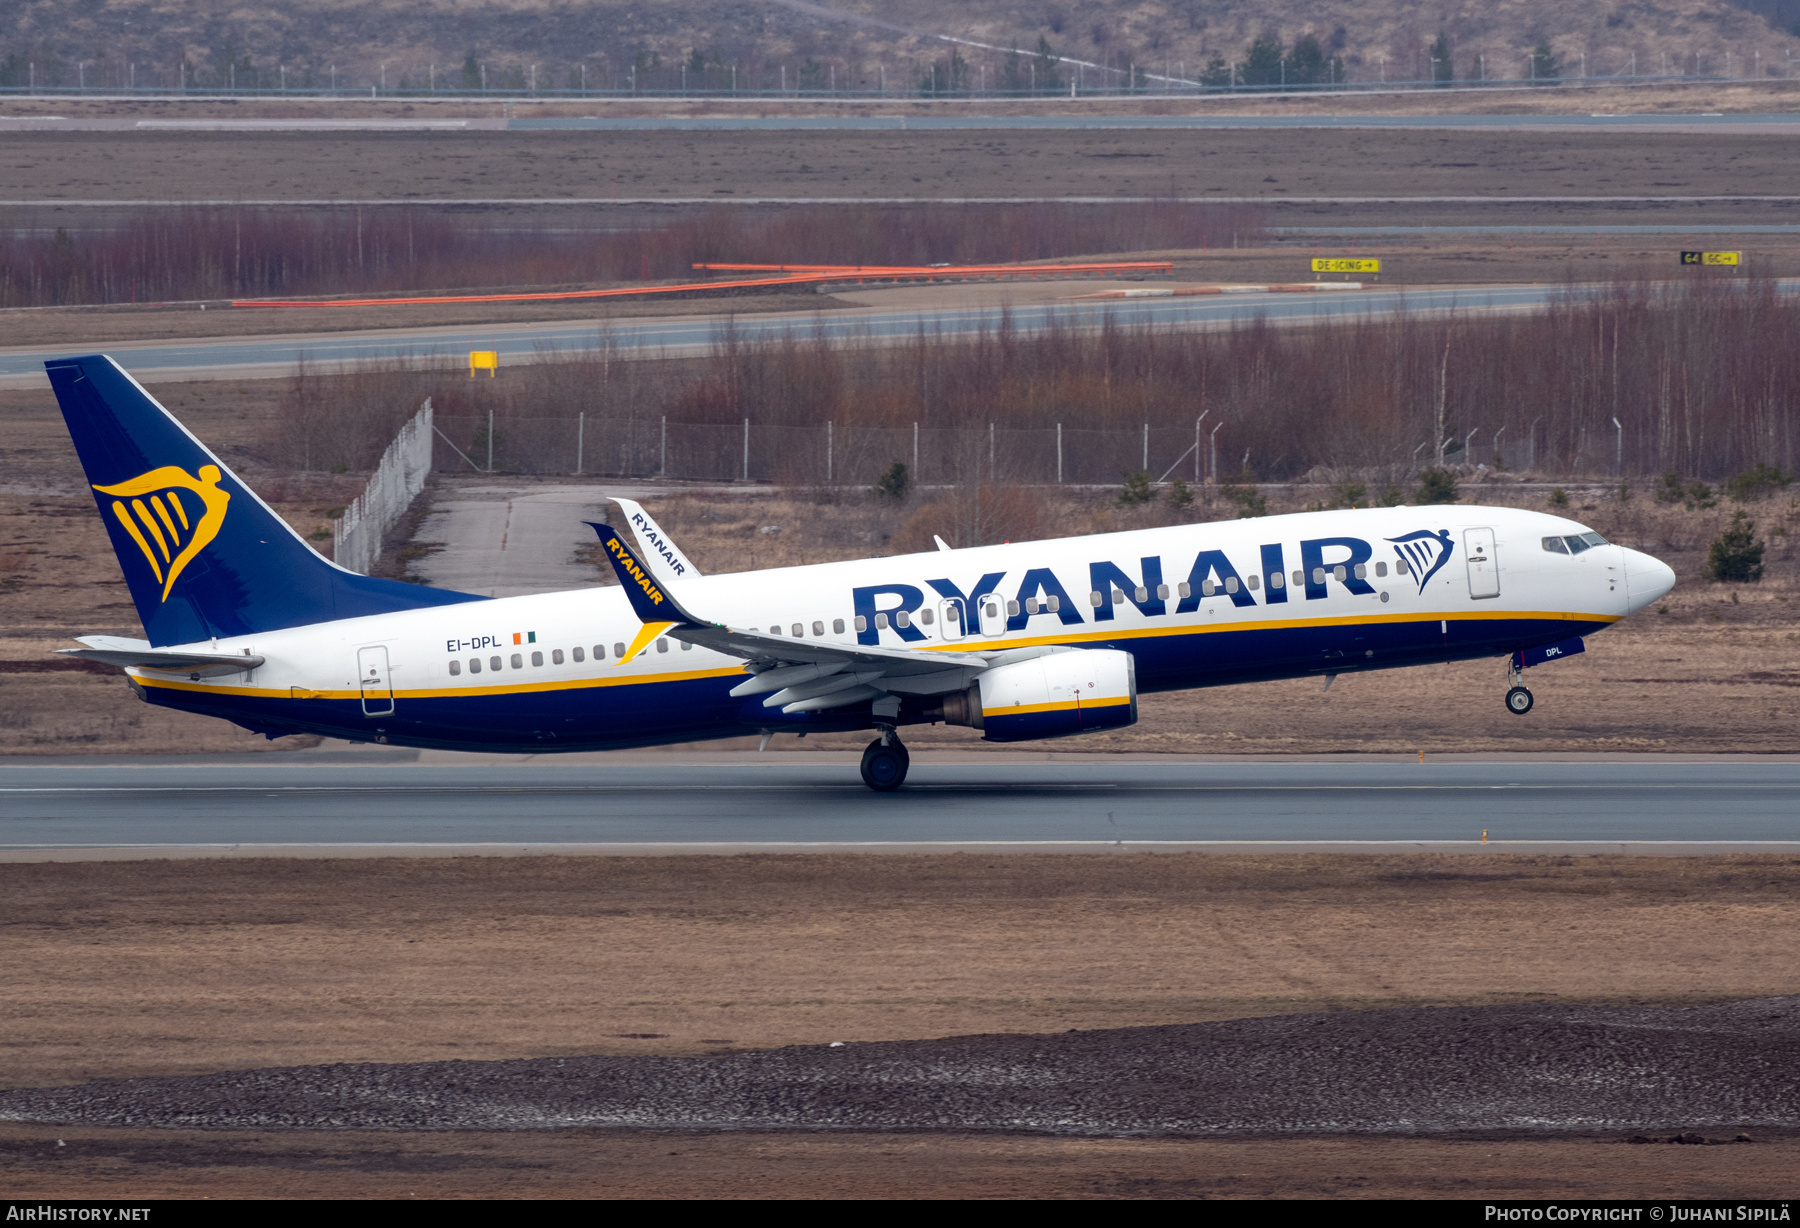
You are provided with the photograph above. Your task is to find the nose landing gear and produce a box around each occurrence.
[1504,655,1534,715]
[860,726,910,791]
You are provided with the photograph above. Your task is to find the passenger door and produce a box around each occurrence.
[938,599,966,642]
[1464,528,1500,599]
[977,592,1008,637]
[358,645,395,716]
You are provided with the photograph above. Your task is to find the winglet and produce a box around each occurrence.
[613,498,703,579]
[587,521,705,627]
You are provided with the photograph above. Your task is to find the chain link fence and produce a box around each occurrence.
[431,415,1221,487]
[332,399,433,574]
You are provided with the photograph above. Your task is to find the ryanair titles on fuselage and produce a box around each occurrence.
[852,530,1449,646]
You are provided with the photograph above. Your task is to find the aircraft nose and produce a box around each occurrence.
[1622,547,1676,613]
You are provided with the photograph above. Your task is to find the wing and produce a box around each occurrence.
[587,522,999,714]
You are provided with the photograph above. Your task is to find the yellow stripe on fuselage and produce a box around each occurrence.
[133,664,747,700]
[130,608,1612,701]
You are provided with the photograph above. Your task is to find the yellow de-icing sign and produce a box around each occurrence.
[1312,258,1381,273]
[1681,251,1740,266]
[469,350,499,377]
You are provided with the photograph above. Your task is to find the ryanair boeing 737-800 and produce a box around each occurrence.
[47,354,1676,791]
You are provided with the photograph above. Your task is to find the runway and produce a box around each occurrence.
[3,754,1798,852]
[0,283,1562,387]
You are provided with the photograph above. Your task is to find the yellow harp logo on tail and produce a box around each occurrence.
[92,465,231,601]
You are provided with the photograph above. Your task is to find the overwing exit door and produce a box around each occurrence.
[1464,528,1500,599]
[358,645,394,716]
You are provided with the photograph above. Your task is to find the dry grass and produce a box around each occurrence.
[2,853,1796,1089]
[8,125,1800,206]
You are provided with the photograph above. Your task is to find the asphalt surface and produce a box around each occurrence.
[0,284,1569,387]
[4,996,1793,1135]
[4,756,1799,849]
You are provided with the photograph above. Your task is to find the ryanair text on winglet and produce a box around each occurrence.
[609,536,666,605]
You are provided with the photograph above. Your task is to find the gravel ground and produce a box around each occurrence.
[3,998,1795,1137]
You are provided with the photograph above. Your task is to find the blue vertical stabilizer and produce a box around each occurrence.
[47,354,483,646]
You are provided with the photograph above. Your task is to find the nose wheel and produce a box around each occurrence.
[860,729,910,791]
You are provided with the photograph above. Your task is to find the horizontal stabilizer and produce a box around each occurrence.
[58,635,263,677]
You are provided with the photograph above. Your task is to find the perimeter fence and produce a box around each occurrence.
[427,415,1262,487]
[332,398,433,573]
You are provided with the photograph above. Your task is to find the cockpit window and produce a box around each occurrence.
[1545,531,1608,555]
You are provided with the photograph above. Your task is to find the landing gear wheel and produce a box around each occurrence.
[1505,685,1535,716]
[860,738,909,792]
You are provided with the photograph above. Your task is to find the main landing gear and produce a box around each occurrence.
[1504,656,1534,715]
[860,727,910,792]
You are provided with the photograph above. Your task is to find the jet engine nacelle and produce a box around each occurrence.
[930,648,1138,742]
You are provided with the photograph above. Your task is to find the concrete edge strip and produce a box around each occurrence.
[4,841,1800,861]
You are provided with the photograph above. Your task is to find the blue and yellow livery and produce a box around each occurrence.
[46,355,1677,791]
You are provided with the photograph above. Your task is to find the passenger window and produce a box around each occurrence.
[1375,562,1388,578]
[553,649,565,664]
[1089,590,1103,607]
[1113,589,1124,605]
[531,651,543,667]
[1133,586,1148,603]
[834,618,846,634]
[1047,595,1060,612]
[490,655,502,671]
[1293,570,1305,587]
[875,613,889,629]
[1202,579,1216,596]
[1225,577,1239,594]
[1156,584,1170,600]
[1333,566,1347,582]
[680,640,692,651]
[1025,598,1039,614]
[769,625,781,634]
[1312,568,1326,585]
[1353,564,1367,580]
[1007,600,1020,616]
[791,623,803,637]
[656,639,668,653]
[511,653,523,669]
[1246,574,1259,590]
[572,647,585,662]
[595,645,607,660]
[921,609,934,625]
[1178,582,1192,598]
[854,615,867,632]
[1269,572,1283,590]
[449,660,462,676]
[613,642,625,658]
[895,611,911,629]
[469,658,481,674]
[813,620,826,636]
[1542,536,1570,554]
[1396,559,1411,575]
